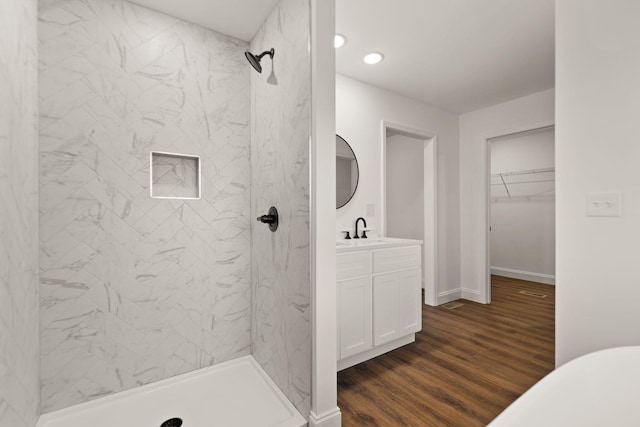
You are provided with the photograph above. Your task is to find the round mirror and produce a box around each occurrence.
[336,134,359,209]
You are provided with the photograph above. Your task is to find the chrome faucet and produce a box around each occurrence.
[354,217,367,239]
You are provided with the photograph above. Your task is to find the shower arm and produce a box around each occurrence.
[257,48,275,60]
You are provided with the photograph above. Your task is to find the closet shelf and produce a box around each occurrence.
[490,166,555,178]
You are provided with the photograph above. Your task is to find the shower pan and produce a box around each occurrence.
[36,357,305,427]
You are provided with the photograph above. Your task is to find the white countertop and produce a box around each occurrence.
[336,237,423,253]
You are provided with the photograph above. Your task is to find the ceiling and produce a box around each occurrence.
[128,0,555,114]
[128,0,279,41]
[336,0,555,113]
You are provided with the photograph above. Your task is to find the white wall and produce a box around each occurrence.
[490,129,555,284]
[0,0,39,425]
[459,89,554,302]
[310,0,341,423]
[386,134,424,241]
[556,0,640,366]
[336,74,461,294]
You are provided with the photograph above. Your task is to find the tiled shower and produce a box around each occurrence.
[0,0,311,425]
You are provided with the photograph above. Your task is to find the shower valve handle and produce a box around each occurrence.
[256,206,279,232]
[257,214,276,224]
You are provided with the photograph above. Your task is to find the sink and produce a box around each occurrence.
[354,239,388,246]
[335,238,385,247]
[335,237,422,252]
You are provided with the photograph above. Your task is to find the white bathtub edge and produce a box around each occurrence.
[488,346,640,426]
[36,355,306,427]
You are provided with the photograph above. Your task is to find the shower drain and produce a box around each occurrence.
[160,418,183,427]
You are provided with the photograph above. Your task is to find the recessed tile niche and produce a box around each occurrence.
[150,151,201,199]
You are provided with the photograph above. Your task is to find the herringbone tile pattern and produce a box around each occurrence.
[250,0,312,418]
[38,0,252,412]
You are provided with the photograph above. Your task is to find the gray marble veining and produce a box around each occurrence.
[38,0,252,413]
[250,0,312,419]
[0,0,40,426]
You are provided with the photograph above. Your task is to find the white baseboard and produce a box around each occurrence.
[491,267,555,285]
[461,287,484,303]
[436,288,486,305]
[337,334,415,371]
[437,288,461,305]
[437,287,485,304]
[309,408,342,427]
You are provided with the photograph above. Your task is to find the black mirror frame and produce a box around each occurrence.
[336,134,359,209]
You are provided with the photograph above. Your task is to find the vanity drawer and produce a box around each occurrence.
[337,252,371,281]
[373,246,421,274]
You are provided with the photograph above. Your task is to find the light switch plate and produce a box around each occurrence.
[587,192,621,217]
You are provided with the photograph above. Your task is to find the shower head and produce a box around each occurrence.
[245,48,275,73]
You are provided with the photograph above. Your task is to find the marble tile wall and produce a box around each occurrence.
[38,0,252,412]
[0,0,40,426]
[250,0,312,418]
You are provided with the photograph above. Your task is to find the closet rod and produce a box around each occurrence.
[491,179,555,186]
[491,166,555,178]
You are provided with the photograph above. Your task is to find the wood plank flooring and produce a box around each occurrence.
[337,276,555,426]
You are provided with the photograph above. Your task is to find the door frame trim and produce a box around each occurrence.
[381,120,438,306]
[483,122,555,303]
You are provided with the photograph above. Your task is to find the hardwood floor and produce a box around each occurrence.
[337,276,555,426]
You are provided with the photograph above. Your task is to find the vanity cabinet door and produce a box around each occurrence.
[372,268,421,346]
[396,268,422,336]
[338,277,373,360]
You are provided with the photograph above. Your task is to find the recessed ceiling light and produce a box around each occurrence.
[334,34,346,48]
[363,52,384,65]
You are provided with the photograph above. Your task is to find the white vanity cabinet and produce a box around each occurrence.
[338,276,372,359]
[337,252,372,359]
[373,268,421,346]
[337,240,422,371]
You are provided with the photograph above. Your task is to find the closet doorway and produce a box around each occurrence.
[486,125,555,302]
